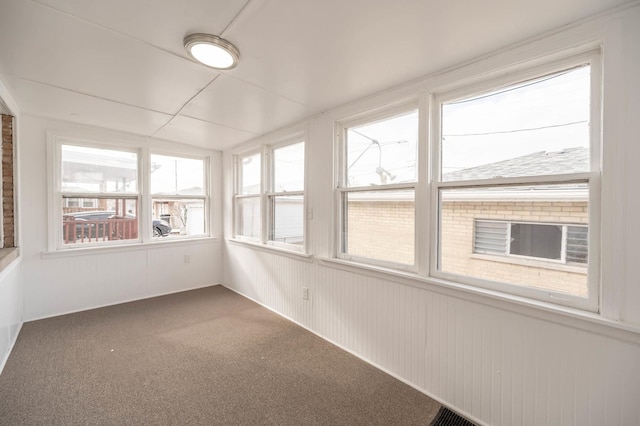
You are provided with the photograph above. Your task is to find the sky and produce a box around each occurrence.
[61,146,204,195]
[236,64,591,189]
[346,64,590,186]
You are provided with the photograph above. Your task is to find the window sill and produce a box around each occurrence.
[0,247,19,273]
[227,239,313,262]
[41,237,220,259]
[470,253,587,274]
[317,257,640,344]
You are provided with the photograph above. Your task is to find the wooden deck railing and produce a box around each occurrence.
[63,218,138,244]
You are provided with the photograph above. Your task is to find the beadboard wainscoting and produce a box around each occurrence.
[224,242,640,426]
[0,259,22,374]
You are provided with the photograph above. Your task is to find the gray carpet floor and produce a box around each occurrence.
[0,285,442,425]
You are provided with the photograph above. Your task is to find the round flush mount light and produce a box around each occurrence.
[184,33,240,70]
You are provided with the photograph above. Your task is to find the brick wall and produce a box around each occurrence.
[440,200,588,296]
[347,200,414,264]
[1,114,14,248]
[346,198,588,296]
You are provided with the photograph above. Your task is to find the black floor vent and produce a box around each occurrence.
[429,406,476,426]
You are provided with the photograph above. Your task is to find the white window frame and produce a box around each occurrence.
[233,150,263,243]
[149,151,210,239]
[233,133,308,254]
[473,219,588,265]
[335,101,419,272]
[429,51,601,311]
[47,135,213,251]
[266,138,306,252]
[50,137,142,250]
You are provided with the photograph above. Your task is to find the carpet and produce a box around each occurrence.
[0,285,446,425]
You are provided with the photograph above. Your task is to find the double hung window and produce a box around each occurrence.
[267,141,305,249]
[233,137,306,251]
[337,106,418,269]
[234,152,262,240]
[432,52,600,309]
[52,138,211,249]
[60,144,140,245]
[333,52,601,310]
[150,154,207,238]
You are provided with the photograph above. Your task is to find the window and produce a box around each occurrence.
[150,154,207,238]
[474,220,588,264]
[268,141,305,249]
[233,137,306,251]
[337,106,418,269]
[234,152,261,240]
[433,53,600,309]
[51,138,211,249]
[60,144,139,246]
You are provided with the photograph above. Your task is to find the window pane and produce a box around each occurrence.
[240,153,261,195]
[441,66,590,181]
[271,195,304,245]
[273,142,304,192]
[151,199,205,238]
[150,154,204,196]
[344,190,414,265]
[62,145,138,193]
[566,225,588,264]
[474,220,508,255]
[62,198,138,244]
[346,110,418,187]
[439,184,588,297]
[510,223,562,260]
[236,196,260,238]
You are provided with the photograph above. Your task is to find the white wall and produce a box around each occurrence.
[20,115,223,320]
[223,6,640,426]
[0,81,23,375]
[0,261,22,374]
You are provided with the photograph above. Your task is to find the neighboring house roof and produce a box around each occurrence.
[443,147,588,181]
[441,147,589,201]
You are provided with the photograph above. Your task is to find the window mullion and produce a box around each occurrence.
[561,225,568,263]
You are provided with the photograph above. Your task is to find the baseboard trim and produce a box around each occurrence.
[221,283,485,426]
[26,283,222,322]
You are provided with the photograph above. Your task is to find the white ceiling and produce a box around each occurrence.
[0,0,632,150]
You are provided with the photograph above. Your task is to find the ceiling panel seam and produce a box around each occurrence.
[150,75,259,138]
[28,0,311,109]
[1,74,172,116]
[220,0,255,38]
[151,75,220,137]
[29,0,196,66]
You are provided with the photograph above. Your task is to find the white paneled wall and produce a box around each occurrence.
[0,260,22,373]
[225,245,640,426]
[19,115,223,320]
[223,7,640,425]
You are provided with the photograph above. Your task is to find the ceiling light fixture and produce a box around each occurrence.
[184,33,240,70]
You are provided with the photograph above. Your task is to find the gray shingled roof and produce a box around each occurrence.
[443,147,588,181]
